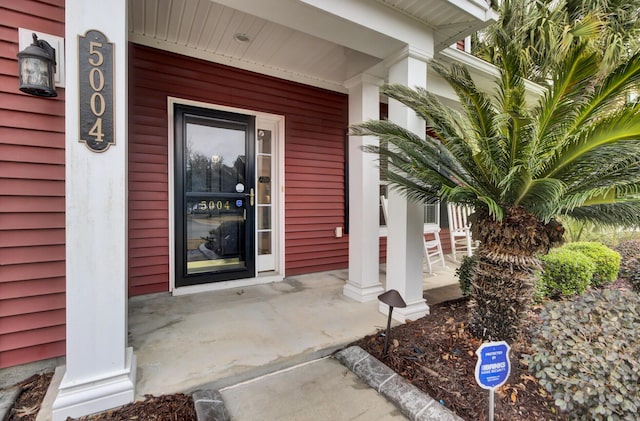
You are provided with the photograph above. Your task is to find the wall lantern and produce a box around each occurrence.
[17,33,57,97]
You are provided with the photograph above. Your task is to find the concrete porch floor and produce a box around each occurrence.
[128,262,461,398]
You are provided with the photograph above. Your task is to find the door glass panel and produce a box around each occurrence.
[258,129,271,153]
[184,119,248,276]
[258,231,271,255]
[258,207,270,230]
[257,156,271,204]
[186,123,245,193]
[186,197,245,274]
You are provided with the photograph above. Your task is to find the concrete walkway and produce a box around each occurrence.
[219,357,406,420]
[129,265,460,398]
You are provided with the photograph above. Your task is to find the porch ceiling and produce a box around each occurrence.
[127,0,495,93]
[378,0,497,49]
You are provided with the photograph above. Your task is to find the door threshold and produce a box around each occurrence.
[172,273,284,296]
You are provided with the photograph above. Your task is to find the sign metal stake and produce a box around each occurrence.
[489,389,495,421]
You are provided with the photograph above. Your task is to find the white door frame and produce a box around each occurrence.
[167,97,285,295]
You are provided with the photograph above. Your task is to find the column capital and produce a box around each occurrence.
[383,45,433,69]
[344,73,384,91]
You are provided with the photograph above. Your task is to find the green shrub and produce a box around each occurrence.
[454,255,476,296]
[614,239,640,292]
[539,248,594,298]
[527,289,640,420]
[532,277,548,303]
[564,242,621,287]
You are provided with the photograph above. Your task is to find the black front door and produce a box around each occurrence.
[174,104,255,287]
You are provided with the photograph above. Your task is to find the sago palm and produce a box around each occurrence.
[355,37,640,341]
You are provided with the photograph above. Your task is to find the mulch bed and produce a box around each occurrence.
[354,297,568,421]
[5,373,196,421]
[7,372,53,421]
[69,394,196,421]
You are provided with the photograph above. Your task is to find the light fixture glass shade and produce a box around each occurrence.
[17,33,57,97]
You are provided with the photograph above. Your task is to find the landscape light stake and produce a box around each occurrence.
[377,289,407,355]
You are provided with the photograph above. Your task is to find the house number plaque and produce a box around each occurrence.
[79,30,114,152]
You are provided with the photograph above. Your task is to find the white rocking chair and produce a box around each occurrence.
[447,204,477,262]
[381,195,446,274]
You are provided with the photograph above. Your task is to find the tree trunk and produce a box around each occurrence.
[468,207,564,341]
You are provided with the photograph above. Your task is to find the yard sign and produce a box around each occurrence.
[475,341,511,421]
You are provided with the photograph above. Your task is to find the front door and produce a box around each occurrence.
[174,104,255,287]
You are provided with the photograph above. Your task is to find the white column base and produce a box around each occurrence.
[343,281,385,302]
[52,348,136,421]
[379,300,429,323]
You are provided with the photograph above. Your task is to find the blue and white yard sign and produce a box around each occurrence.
[475,341,511,390]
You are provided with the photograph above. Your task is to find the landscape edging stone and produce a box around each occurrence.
[335,345,463,421]
[192,389,230,421]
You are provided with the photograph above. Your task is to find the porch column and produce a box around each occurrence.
[343,74,385,302]
[382,46,431,322]
[53,1,135,420]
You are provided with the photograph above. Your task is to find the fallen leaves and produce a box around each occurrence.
[14,404,39,417]
[8,373,52,421]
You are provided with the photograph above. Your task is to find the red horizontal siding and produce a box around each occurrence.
[0,212,65,229]
[0,92,65,116]
[0,341,65,368]
[0,197,65,213]
[379,237,387,263]
[0,0,66,368]
[0,325,65,352]
[0,161,65,180]
[129,283,167,297]
[128,44,348,295]
[0,127,65,148]
[129,265,168,278]
[1,261,65,283]
[129,255,167,268]
[129,246,167,259]
[0,245,64,265]
[0,293,65,318]
[0,144,65,164]
[1,179,64,196]
[2,108,66,132]
[129,228,167,239]
[0,277,65,299]
[0,309,65,335]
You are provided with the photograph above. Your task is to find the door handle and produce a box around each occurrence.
[245,188,254,206]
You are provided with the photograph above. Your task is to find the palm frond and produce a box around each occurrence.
[430,62,509,186]
[379,84,476,171]
[430,62,499,144]
[546,103,640,178]
[563,200,640,227]
[569,50,640,131]
[355,120,469,196]
[532,43,597,171]
[558,142,640,189]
